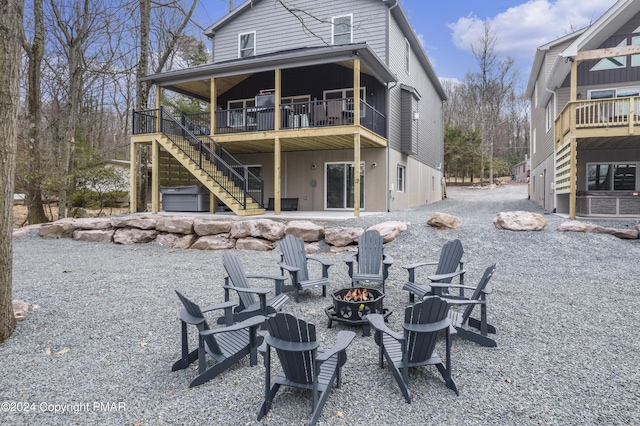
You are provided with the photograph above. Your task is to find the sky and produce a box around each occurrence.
[195,0,619,88]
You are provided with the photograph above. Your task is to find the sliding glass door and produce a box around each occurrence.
[325,162,365,209]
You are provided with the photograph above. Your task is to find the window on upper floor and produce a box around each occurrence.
[332,15,352,45]
[545,96,555,132]
[532,128,536,154]
[238,31,255,58]
[405,38,410,74]
[587,163,637,191]
[590,39,626,71]
[631,36,640,67]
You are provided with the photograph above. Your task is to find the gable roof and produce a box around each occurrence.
[204,0,446,100]
[529,0,640,99]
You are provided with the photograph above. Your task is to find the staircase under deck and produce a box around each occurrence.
[132,133,265,216]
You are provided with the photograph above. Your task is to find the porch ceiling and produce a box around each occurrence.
[209,126,387,154]
[578,135,640,150]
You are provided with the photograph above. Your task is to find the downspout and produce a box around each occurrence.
[385,0,399,211]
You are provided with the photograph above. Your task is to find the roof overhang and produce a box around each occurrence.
[544,0,640,95]
[142,44,397,102]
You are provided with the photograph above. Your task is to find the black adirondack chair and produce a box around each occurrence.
[367,296,458,403]
[172,290,264,388]
[402,239,465,302]
[278,234,332,302]
[218,251,290,325]
[257,313,355,426]
[344,229,393,293]
[433,264,498,347]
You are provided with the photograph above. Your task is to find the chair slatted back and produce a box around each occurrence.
[222,252,257,310]
[404,296,449,364]
[174,290,223,355]
[461,264,496,322]
[435,239,464,282]
[280,234,310,282]
[358,230,384,275]
[265,313,316,385]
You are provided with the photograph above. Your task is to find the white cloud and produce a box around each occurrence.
[448,0,616,60]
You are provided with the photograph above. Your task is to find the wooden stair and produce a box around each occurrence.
[155,135,265,216]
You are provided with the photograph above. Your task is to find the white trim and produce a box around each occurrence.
[397,165,405,192]
[404,38,410,74]
[238,31,256,58]
[324,161,365,210]
[331,14,353,45]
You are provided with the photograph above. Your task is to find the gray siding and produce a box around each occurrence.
[212,0,388,63]
[387,13,443,168]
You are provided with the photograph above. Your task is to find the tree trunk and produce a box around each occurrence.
[23,0,49,225]
[0,0,23,342]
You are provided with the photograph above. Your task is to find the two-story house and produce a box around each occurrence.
[526,0,640,218]
[130,0,446,216]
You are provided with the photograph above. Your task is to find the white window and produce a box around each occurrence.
[545,97,555,132]
[238,31,255,58]
[534,82,538,108]
[532,128,537,154]
[405,38,410,74]
[632,36,640,67]
[332,15,352,45]
[397,165,405,192]
[324,87,366,117]
[227,98,256,128]
[590,39,626,71]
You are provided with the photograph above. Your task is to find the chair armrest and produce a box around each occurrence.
[200,315,266,336]
[200,301,237,313]
[382,254,394,266]
[366,313,403,341]
[277,262,300,273]
[428,269,465,282]
[344,252,356,277]
[316,331,355,362]
[307,256,333,267]
[445,298,486,306]
[222,285,270,295]
[401,261,438,270]
[403,317,451,333]
[264,335,320,352]
[246,274,289,282]
[429,283,474,291]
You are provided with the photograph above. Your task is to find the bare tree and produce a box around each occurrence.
[20,0,49,224]
[0,0,23,342]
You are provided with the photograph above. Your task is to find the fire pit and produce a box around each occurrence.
[325,287,391,336]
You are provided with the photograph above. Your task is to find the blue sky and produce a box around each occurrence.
[196,0,618,87]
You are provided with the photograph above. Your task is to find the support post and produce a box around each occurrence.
[274,136,281,214]
[151,139,160,213]
[129,141,137,213]
[354,131,361,217]
[210,78,216,136]
[274,69,281,131]
[353,58,361,126]
[569,136,577,219]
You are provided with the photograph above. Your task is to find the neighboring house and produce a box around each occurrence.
[510,158,529,182]
[526,0,640,218]
[130,0,446,216]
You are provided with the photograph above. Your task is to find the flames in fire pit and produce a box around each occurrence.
[340,287,375,302]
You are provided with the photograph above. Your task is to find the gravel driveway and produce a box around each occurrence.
[3,183,639,425]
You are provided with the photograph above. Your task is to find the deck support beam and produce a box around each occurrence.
[129,141,137,213]
[274,135,281,215]
[151,138,160,213]
[354,131,361,217]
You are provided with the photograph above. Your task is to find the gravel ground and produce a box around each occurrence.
[3,183,640,425]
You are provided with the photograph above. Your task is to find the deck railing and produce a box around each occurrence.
[132,108,263,209]
[189,98,386,137]
[556,97,640,145]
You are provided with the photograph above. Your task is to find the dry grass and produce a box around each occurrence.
[12,204,131,229]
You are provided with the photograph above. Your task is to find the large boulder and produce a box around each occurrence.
[367,221,408,243]
[557,221,589,232]
[155,217,195,234]
[156,233,197,249]
[493,211,546,231]
[113,228,159,244]
[427,212,462,230]
[71,218,114,230]
[111,215,159,230]
[324,227,364,247]
[230,219,286,241]
[235,237,274,251]
[193,219,233,236]
[190,234,236,250]
[73,229,114,243]
[39,220,76,239]
[285,220,325,242]
[589,225,639,239]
